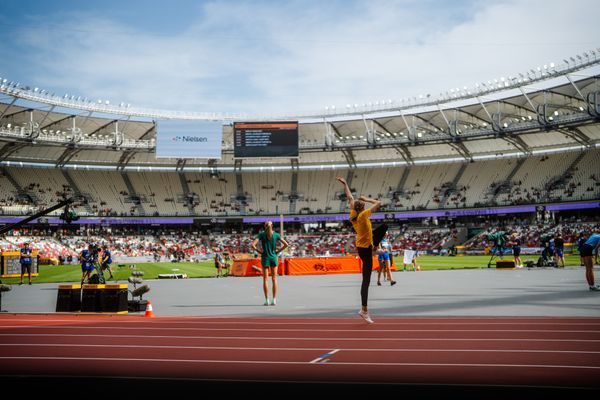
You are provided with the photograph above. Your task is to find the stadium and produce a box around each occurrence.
[0,3,599,394]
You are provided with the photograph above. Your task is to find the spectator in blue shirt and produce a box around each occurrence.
[581,233,600,291]
[19,242,33,285]
[80,246,94,285]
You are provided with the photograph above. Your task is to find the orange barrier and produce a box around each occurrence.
[287,256,361,275]
[231,259,285,277]
[232,256,397,276]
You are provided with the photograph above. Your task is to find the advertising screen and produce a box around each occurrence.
[233,121,298,158]
[156,119,223,159]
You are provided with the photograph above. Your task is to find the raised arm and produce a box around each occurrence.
[359,195,381,213]
[336,177,355,209]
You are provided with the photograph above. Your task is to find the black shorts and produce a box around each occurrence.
[581,244,594,257]
[513,246,521,257]
[21,263,31,274]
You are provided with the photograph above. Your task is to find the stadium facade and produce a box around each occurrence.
[0,50,599,225]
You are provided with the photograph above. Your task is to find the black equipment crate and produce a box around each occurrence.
[56,284,82,312]
[103,284,128,313]
[81,284,105,312]
[128,299,148,312]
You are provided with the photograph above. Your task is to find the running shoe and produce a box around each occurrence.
[271,298,277,306]
[264,299,270,306]
[589,285,600,291]
[358,310,374,324]
[391,281,397,286]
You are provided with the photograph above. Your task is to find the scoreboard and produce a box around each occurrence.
[233,121,298,158]
[1,251,39,277]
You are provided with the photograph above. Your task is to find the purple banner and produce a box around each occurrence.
[0,201,597,225]
[394,205,536,219]
[0,217,194,225]
[546,202,600,211]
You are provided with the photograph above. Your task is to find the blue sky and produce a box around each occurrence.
[0,0,598,117]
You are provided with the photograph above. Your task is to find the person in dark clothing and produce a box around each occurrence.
[19,242,33,285]
[510,234,522,268]
[554,233,565,268]
[80,245,94,285]
[101,245,114,280]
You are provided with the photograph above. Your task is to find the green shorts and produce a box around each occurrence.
[261,256,278,268]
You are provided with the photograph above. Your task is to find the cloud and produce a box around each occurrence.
[2,0,599,117]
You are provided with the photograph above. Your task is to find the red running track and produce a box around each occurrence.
[0,314,599,391]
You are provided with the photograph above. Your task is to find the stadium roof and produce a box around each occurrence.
[0,51,599,171]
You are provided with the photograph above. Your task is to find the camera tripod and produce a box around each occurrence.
[86,258,106,284]
[487,247,505,268]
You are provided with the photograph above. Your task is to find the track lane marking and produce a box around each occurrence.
[2,325,598,333]
[1,356,599,370]
[0,333,598,342]
[3,318,600,326]
[1,343,599,355]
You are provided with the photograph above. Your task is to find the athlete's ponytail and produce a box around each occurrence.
[265,221,273,240]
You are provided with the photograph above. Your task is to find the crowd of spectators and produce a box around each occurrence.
[466,222,600,250]
[0,217,598,264]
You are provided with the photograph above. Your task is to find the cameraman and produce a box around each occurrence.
[488,230,507,259]
[80,244,94,285]
[101,245,114,280]
[540,234,552,265]
[88,243,105,283]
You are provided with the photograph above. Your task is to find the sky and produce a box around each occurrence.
[0,0,598,117]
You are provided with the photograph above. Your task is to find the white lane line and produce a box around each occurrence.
[0,333,599,342]
[1,343,598,355]
[2,325,598,333]
[1,356,599,370]
[2,318,599,326]
[0,343,326,352]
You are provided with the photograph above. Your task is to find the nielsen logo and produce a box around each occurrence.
[171,136,208,142]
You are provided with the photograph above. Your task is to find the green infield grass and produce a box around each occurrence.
[392,254,581,271]
[0,254,582,285]
[1,260,218,285]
